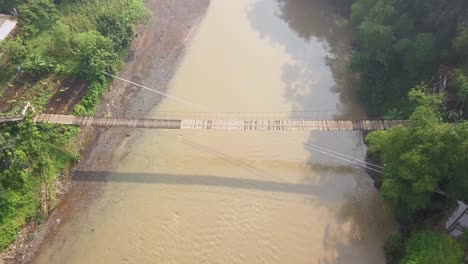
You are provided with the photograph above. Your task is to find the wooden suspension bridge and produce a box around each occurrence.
[30,113,408,131]
[0,103,409,131]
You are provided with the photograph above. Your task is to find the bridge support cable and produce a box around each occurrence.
[103,72,386,173]
[268,130,384,173]
[103,73,383,170]
[104,73,455,196]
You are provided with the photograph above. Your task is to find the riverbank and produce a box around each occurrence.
[0,0,149,255]
[28,0,397,262]
[336,1,468,262]
[0,0,210,262]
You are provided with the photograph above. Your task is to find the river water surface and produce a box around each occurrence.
[32,0,395,263]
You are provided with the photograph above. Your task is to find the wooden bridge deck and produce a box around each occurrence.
[0,115,24,123]
[33,114,409,131]
[0,103,31,124]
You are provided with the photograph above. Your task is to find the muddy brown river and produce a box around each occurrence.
[32,0,395,263]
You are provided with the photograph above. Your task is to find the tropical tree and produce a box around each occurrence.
[366,85,468,220]
[18,0,59,37]
[74,31,118,82]
[403,231,463,264]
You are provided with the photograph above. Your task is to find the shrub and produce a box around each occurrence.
[0,121,79,250]
[74,31,118,82]
[454,71,468,102]
[403,231,463,264]
[18,0,59,37]
[47,21,74,57]
[60,14,95,33]
[385,233,405,264]
[96,12,134,49]
[460,231,468,251]
[76,80,109,114]
[73,104,87,116]
[22,53,55,75]
[367,86,468,220]
[0,37,28,64]
[453,29,468,57]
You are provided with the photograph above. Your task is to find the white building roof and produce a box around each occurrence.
[0,14,17,41]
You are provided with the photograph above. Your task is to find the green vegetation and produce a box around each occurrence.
[367,86,468,221]
[0,0,148,250]
[366,88,467,263]
[366,86,467,262]
[403,231,463,264]
[334,0,468,263]
[461,231,468,251]
[1,0,148,114]
[0,120,79,249]
[384,233,404,264]
[345,0,468,116]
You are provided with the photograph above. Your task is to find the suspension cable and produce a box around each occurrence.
[103,72,455,197]
[103,72,385,171]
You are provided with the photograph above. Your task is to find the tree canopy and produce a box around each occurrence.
[366,86,468,220]
[348,0,468,115]
[403,231,463,264]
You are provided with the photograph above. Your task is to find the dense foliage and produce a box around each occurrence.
[347,0,468,115]
[366,85,468,264]
[340,1,468,262]
[0,120,79,250]
[402,231,463,264]
[367,86,468,221]
[384,233,405,264]
[1,0,148,114]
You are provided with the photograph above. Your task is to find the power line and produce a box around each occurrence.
[103,72,384,171]
[104,72,453,197]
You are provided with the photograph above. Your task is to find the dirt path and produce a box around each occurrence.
[0,0,210,262]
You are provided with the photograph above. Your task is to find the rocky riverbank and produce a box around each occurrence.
[0,0,210,262]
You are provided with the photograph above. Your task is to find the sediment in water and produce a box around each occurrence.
[0,1,210,262]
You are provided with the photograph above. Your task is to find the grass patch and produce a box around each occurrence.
[0,119,80,250]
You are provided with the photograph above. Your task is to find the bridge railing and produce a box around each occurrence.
[0,102,31,123]
[94,110,386,121]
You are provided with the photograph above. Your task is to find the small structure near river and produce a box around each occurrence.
[0,14,17,41]
[446,201,468,237]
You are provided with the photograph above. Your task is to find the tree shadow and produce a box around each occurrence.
[246,1,393,261]
[247,0,366,120]
[320,183,395,263]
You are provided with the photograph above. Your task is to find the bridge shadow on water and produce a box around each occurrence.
[72,170,345,197]
[72,169,388,262]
